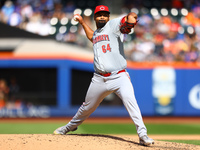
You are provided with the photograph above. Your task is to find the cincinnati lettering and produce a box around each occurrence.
[93,34,110,44]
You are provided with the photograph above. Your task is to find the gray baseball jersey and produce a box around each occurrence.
[93,17,127,73]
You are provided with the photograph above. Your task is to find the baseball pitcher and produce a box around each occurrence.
[53,5,154,146]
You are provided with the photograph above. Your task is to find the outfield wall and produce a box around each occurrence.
[0,58,200,117]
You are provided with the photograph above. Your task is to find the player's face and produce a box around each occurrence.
[94,12,110,28]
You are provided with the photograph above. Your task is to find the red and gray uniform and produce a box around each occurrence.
[65,17,148,138]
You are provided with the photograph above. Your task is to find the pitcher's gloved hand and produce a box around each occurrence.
[120,20,139,34]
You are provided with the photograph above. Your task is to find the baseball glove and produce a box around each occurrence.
[120,20,138,34]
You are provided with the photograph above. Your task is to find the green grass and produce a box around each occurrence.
[0,123,200,135]
[0,123,62,134]
[146,124,200,135]
[76,123,200,135]
[0,122,199,146]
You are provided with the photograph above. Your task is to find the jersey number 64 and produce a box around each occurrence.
[102,44,111,53]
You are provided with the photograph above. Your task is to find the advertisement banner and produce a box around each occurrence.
[0,59,200,117]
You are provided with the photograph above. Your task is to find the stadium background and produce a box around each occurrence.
[0,0,200,118]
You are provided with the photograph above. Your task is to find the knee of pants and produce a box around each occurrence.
[81,102,98,114]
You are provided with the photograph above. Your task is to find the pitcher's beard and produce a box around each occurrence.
[97,20,106,28]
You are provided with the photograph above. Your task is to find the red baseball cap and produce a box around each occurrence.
[94,5,110,14]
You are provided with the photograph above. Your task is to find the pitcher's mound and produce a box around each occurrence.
[1,134,200,150]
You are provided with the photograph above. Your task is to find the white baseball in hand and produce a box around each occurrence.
[74,15,79,21]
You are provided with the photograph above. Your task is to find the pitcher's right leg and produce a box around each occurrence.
[53,73,111,134]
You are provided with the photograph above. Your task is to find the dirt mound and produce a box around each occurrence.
[1,134,200,150]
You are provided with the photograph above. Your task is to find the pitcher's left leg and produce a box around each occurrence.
[114,73,147,138]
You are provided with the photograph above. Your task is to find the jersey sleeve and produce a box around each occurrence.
[108,16,125,36]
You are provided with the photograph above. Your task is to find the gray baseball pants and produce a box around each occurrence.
[65,72,147,137]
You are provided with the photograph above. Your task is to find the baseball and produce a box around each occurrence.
[74,15,79,21]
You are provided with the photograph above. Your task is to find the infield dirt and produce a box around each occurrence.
[1,134,200,150]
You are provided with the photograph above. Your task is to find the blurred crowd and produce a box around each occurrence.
[0,0,76,35]
[125,9,200,62]
[0,78,23,109]
[0,0,200,62]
